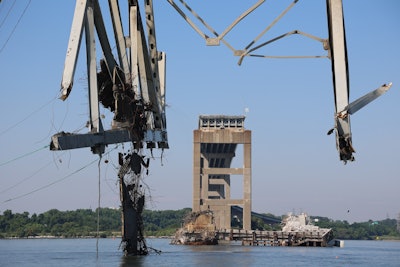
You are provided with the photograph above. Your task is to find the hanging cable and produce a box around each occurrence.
[1,160,52,194]
[0,96,57,136]
[0,157,97,205]
[0,145,49,167]
[0,0,31,55]
[0,146,118,205]
[0,0,16,29]
[103,154,119,195]
[1,151,68,194]
[96,154,102,257]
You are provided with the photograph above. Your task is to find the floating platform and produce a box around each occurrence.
[218,212,335,247]
[172,211,339,247]
[217,228,334,247]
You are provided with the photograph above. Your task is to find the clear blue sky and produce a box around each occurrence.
[0,0,399,223]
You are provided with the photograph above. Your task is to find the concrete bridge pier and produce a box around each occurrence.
[193,115,251,230]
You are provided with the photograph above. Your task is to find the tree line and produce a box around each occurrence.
[0,208,399,240]
[250,214,399,240]
[313,216,399,240]
[0,208,191,238]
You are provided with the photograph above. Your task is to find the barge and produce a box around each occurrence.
[172,211,339,247]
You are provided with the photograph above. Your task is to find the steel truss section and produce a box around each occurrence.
[52,0,168,155]
[167,0,392,163]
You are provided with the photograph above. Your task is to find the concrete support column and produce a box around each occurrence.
[193,130,201,212]
[243,130,252,230]
[224,176,230,199]
[201,159,209,211]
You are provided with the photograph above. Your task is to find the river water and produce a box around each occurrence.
[0,238,399,266]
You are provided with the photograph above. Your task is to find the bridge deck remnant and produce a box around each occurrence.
[217,228,334,247]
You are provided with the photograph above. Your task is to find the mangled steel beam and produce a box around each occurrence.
[51,0,168,256]
[326,0,392,163]
[50,129,168,151]
[326,0,354,163]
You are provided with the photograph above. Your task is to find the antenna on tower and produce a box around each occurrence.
[244,107,250,117]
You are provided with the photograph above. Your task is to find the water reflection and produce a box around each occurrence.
[119,255,145,267]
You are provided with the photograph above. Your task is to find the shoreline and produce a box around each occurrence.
[1,236,398,241]
[1,235,174,240]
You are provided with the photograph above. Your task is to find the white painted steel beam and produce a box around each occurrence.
[60,0,87,100]
[85,1,100,132]
[341,83,392,116]
[85,0,104,154]
[93,0,117,76]
[145,0,165,130]
[54,0,169,154]
[134,6,154,129]
[129,4,140,98]
[108,0,131,82]
[134,4,163,130]
[238,0,299,64]
[158,51,167,128]
[214,0,265,44]
[326,0,354,163]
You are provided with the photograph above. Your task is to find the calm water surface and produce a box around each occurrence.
[0,238,399,266]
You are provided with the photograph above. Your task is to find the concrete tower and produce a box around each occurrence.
[193,115,251,230]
